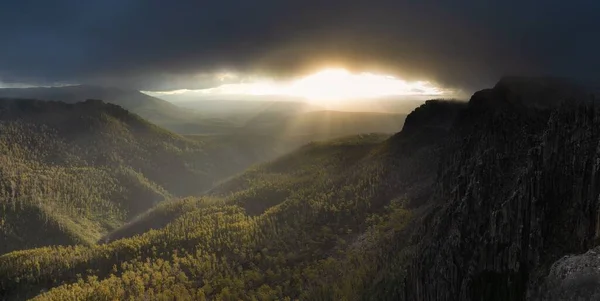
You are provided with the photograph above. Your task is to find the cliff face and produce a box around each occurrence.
[402,79,600,300]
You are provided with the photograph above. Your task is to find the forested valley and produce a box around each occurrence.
[0,97,304,256]
[2,77,600,300]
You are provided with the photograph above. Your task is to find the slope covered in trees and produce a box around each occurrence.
[0,102,456,300]
[0,95,412,259]
[0,98,230,255]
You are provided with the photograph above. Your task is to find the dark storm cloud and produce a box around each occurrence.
[1,0,599,92]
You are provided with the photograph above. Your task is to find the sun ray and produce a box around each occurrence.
[147,68,448,109]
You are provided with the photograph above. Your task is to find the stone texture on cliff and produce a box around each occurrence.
[535,246,600,300]
[401,79,600,301]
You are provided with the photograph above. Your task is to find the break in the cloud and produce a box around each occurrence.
[146,68,451,101]
[0,0,599,93]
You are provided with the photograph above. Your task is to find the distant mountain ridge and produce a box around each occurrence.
[0,85,416,136]
[0,85,235,134]
[240,110,408,139]
[0,84,175,113]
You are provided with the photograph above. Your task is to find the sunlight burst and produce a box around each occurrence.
[147,68,446,105]
[286,68,443,100]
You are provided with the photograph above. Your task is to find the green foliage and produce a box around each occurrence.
[0,132,426,300]
[0,99,237,255]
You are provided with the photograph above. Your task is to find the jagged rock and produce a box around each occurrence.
[535,247,600,300]
[394,99,466,147]
[400,99,466,134]
[400,77,600,301]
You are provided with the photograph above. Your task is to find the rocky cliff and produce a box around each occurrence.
[401,77,600,300]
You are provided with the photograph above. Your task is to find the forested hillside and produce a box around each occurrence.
[0,98,230,256]
[0,95,460,300]
[0,96,458,299]
[0,96,411,260]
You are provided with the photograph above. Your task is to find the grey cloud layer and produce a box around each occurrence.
[1,0,598,92]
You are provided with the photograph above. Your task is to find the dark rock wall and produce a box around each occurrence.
[402,83,600,300]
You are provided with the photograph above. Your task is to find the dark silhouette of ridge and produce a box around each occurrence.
[0,85,210,133]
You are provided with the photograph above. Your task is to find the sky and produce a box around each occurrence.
[1,0,599,96]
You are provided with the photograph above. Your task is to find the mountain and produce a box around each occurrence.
[0,85,235,134]
[0,98,251,256]
[401,77,600,300]
[0,93,454,300]
[0,126,439,299]
[0,96,406,258]
[0,86,412,138]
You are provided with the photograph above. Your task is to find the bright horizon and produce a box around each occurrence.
[145,68,451,107]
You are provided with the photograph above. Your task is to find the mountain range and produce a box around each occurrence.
[1,77,600,300]
[0,85,235,134]
[0,85,413,137]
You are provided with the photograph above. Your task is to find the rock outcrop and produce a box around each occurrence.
[401,78,600,300]
[536,246,600,300]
